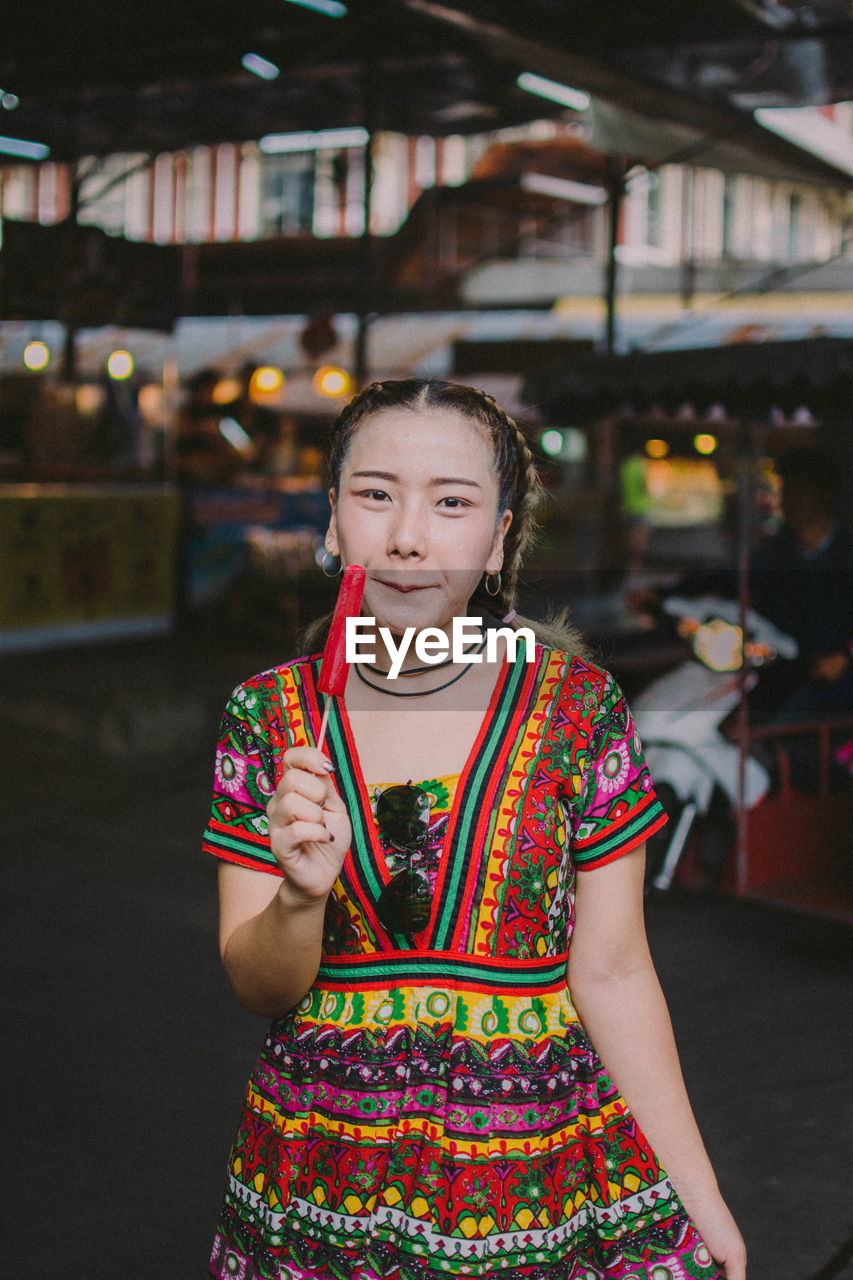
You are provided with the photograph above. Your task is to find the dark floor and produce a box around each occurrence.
[4,634,853,1279]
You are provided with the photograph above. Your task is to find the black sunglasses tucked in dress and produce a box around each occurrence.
[374,784,434,936]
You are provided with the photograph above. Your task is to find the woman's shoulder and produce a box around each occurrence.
[535,643,625,720]
[224,652,320,712]
[537,642,614,688]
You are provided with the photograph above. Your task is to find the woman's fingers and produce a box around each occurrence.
[321,787,347,815]
[277,767,328,803]
[282,745,335,776]
[267,749,350,887]
[275,790,326,828]
[275,748,340,814]
[281,820,335,847]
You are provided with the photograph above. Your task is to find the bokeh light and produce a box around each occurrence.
[694,433,718,455]
[645,438,669,459]
[540,429,564,457]
[107,349,134,380]
[212,376,242,405]
[313,365,353,398]
[23,340,50,371]
[75,384,106,416]
[249,366,285,401]
[138,383,165,424]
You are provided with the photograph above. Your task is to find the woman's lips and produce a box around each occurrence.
[375,579,433,594]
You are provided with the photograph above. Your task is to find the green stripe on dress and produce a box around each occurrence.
[316,953,567,988]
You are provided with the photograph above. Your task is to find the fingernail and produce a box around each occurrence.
[321,760,335,773]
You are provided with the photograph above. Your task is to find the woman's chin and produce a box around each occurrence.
[370,606,446,636]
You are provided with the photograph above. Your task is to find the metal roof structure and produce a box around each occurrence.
[2,1,853,183]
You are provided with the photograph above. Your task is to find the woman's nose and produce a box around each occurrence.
[387,502,424,559]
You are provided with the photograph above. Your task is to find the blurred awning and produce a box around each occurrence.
[585,99,853,183]
[522,336,853,420]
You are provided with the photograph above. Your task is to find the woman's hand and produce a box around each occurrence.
[267,746,352,905]
[685,1190,747,1280]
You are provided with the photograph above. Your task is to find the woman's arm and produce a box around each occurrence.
[218,746,352,1019]
[568,846,746,1280]
[218,864,329,1018]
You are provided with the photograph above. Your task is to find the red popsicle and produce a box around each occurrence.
[316,564,365,748]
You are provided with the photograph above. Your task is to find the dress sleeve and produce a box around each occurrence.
[571,673,667,871]
[202,674,283,876]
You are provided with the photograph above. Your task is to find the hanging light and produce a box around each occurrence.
[249,366,285,402]
[107,349,134,380]
[23,340,50,371]
[313,365,353,398]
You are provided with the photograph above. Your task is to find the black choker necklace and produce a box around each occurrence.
[361,628,489,678]
[354,633,487,698]
[362,655,454,676]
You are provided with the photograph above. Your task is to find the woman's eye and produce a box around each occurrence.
[438,496,469,509]
[359,489,389,502]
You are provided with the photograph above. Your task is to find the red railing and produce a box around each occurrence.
[748,713,853,798]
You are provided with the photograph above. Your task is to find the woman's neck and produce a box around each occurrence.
[363,618,485,679]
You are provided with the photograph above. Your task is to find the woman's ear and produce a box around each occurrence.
[325,489,339,556]
[486,509,512,574]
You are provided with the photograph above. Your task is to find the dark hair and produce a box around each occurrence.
[307,378,587,656]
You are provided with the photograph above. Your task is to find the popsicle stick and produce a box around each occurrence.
[316,696,332,752]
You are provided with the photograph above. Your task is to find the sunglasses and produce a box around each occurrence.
[374,785,433,936]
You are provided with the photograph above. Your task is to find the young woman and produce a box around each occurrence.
[205,379,746,1280]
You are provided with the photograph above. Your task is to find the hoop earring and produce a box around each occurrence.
[484,571,502,597]
[321,549,342,578]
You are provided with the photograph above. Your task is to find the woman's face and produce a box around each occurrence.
[326,407,511,635]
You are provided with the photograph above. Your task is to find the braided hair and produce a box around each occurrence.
[309,378,587,656]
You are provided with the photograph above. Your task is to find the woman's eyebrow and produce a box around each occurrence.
[350,470,481,488]
[432,476,482,488]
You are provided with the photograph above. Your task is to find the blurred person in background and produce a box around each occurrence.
[751,445,853,726]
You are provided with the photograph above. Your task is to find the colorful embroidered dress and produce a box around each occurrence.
[205,646,720,1280]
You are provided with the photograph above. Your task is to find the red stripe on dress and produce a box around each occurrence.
[203,839,283,876]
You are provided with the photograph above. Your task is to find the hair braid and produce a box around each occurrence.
[463,388,542,620]
[463,390,590,657]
